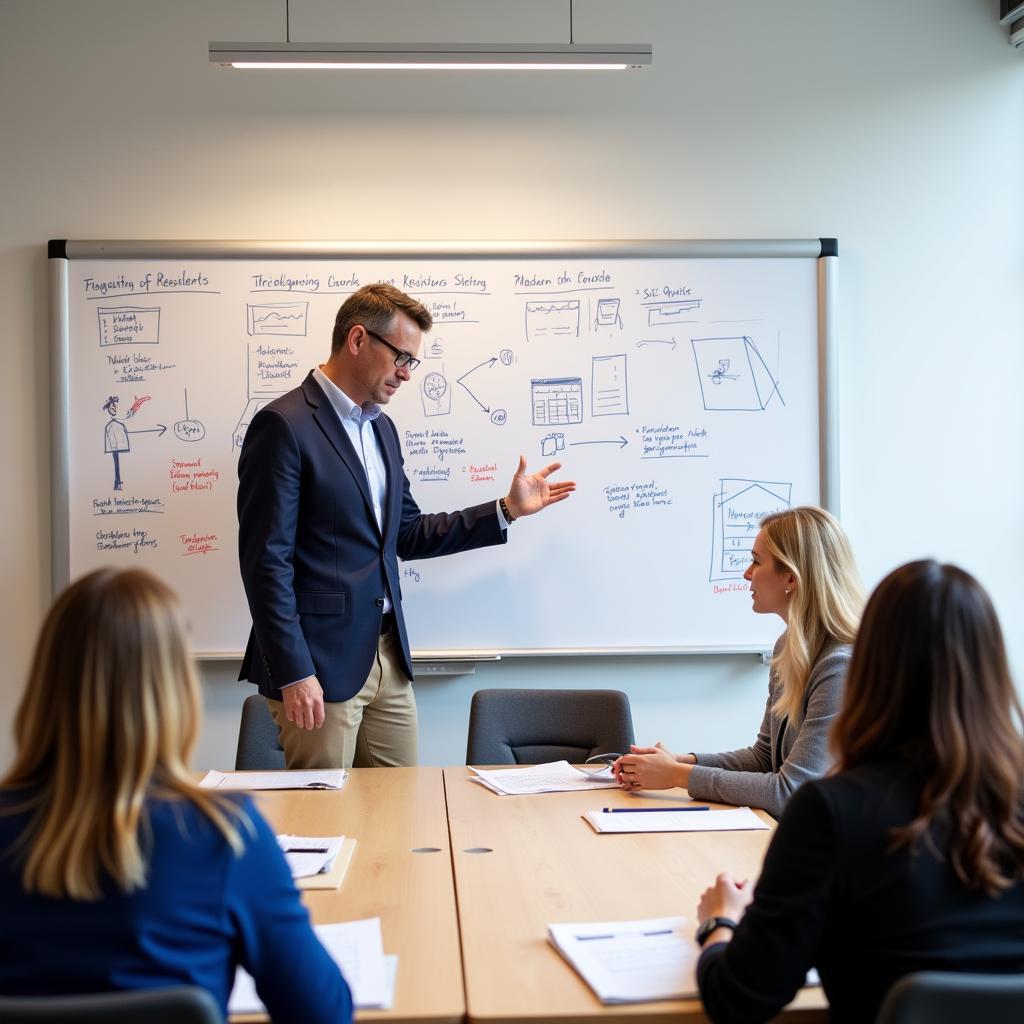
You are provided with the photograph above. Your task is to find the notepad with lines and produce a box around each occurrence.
[276,835,357,890]
[584,806,769,833]
[548,916,696,1002]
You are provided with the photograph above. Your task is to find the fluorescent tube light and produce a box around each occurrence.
[209,42,652,71]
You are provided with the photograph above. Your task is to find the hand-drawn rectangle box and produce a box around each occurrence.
[595,298,621,327]
[247,302,308,337]
[710,478,792,580]
[531,377,583,426]
[525,300,580,341]
[645,299,701,326]
[97,306,160,346]
[591,354,629,416]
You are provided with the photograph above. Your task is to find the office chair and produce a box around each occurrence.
[0,986,223,1024]
[466,688,635,765]
[234,693,286,770]
[875,970,1024,1024]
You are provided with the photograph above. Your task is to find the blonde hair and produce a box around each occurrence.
[760,507,863,720]
[0,568,247,899]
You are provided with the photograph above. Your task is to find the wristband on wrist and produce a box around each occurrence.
[499,496,516,524]
[695,916,738,947]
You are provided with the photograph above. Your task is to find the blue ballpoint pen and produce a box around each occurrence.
[601,805,711,813]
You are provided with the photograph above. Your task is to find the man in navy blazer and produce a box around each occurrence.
[238,283,574,768]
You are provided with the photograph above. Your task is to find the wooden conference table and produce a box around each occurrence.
[251,767,828,1024]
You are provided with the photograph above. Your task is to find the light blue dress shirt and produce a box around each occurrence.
[313,366,389,559]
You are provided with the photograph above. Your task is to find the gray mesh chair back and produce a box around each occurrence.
[234,693,286,770]
[875,971,1024,1024]
[0,986,223,1024]
[466,688,635,765]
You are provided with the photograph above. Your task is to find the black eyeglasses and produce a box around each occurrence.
[364,328,421,371]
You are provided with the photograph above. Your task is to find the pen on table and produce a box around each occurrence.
[601,806,711,813]
[284,846,329,853]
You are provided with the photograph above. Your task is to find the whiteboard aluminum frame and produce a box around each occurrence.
[49,238,838,659]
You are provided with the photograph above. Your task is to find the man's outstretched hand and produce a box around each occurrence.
[504,456,576,519]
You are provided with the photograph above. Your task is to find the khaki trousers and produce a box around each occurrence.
[266,631,418,769]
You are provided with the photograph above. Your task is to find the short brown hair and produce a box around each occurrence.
[331,283,432,355]
[832,560,1024,895]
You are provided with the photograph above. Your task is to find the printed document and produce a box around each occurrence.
[199,768,347,790]
[275,834,346,879]
[229,917,394,1012]
[584,805,769,833]
[548,916,696,1002]
[469,761,618,795]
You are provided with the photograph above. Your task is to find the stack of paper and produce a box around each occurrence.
[548,917,696,1003]
[199,768,348,791]
[584,805,769,833]
[276,834,356,890]
[469,761,619,795]
[277,834,345,878]
[229,917,397,1013]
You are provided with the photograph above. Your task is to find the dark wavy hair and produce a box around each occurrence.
[831,560,1024,896]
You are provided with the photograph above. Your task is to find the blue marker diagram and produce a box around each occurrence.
[531,377,583,426]
[97,306,160,346]
[644,299,701,326]
[421,368,451,417]
[232,343,296,451]
[593,297,623,330]
[247,302,308,337]
[591,355,629,417]
[691,336,784,411]
[709,478,792,581]
[525,300,580,342]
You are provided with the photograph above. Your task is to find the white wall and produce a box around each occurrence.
[1,0,1021,771]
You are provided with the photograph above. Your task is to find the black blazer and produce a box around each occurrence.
[237,372,506,701]
[697,758,1024,1024]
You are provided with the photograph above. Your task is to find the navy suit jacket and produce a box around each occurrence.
[238,372,506,702]
[0,795,351,1024]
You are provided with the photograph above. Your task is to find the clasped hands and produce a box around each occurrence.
[611,741,696,790]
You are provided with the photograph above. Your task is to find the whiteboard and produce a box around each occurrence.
[50,240,838,658]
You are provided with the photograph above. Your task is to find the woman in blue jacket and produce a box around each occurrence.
[0,567,352,1024]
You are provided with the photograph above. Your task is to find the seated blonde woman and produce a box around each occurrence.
[613,506,862,817]
[0,568,351,1023]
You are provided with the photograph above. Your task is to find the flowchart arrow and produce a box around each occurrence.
[569,436,628,449]
[127,423,168,437]
[456,357,498,413]
[636,339,678,350]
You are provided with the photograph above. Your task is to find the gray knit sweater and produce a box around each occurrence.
[685,635,852,819]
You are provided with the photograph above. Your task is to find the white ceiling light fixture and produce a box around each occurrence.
[210,1,651,71]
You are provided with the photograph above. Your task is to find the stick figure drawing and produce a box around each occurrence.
[103,394,154,489]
